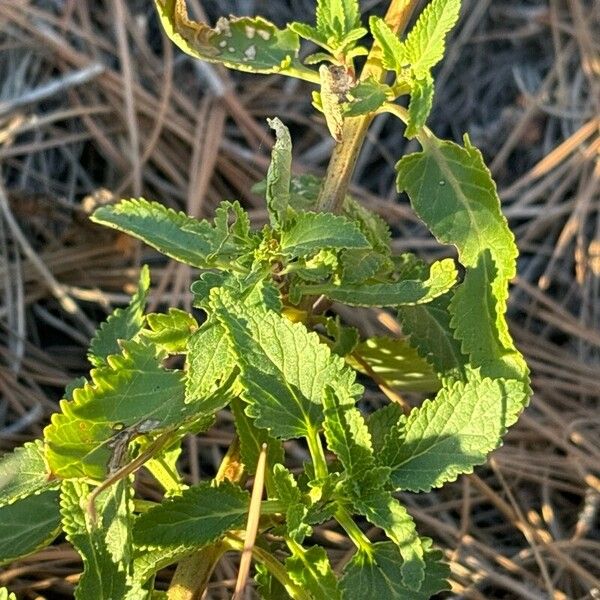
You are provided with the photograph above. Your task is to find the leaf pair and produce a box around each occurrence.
[371,0,462,136]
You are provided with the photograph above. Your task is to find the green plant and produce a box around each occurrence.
[0,0,530,598]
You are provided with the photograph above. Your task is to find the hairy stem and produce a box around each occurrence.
[334,506,374,557]
[316,0,421,213]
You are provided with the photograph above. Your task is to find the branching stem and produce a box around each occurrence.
[316,0,422,213]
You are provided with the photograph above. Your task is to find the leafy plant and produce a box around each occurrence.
[0,0,530,598]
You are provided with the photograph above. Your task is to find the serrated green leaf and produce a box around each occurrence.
[322,387,385,485]
[213,289,360,440]
[321,389,424,589]
[289,22,328,49]
[45,341,188,480]
[61,479,145,599]
[133,481,249,548]
[143,308,197,354]
[396,136,528,381]
[398,294,467,382]
[344,79,391,117]
[352,491,425,590]
[299,258,457,307]
[0,490,61,566]
[342,196,391,255]
[316,0,361,43]
[286,544,341,600]
[185,319,236,407]
[402,0,462,78]
[381,375,527,492]
[91,199,219,268]
[369,16,409,72]
[341,540,450,599]
[266,118,292,227]
[348,336,440,393]
[155,0,312,79]
[0,440,56,507]
[281,212,370,258]
[367,403,405,454]
[272,465,311,543]
[406,75,434,138]
[88,266,150,367]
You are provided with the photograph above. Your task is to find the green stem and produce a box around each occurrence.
[226,536,312,600]
[335,506,374,558]
[167,437,245,600]
[316,0,422,213]
[305,428,328,480]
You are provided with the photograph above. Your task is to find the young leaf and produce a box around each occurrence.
[88,265,150,367]
[344,79,391,117]
[91,199,220,268]
[272,465,311,543]
[133,481,249,547]
[0,440,56,507]
[266,118,292,227]
[298,258,457,307]
[368,17,409,73]
[381,375,527,492]
[0,490,61,566]
[398,294,467,382]
[280,212,370,258]
[341,541,450,600]
[342,196,391,255]
[0,588,16,600]
[402,0,462,78]
[212,289,361,440]
[185,319,237,407]
[405,75,434,139]
[347,336,440,393]
[321,389,424,589]
[286,543,341,600]
[155,0,312,78]
[45,341,188,480]
[315,0,361,43]
[142,308,198,354]
[60,479,145,599]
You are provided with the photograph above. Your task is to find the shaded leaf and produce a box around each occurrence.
[0,490,61,566]
[133,481,249,547]
[406,75,434,138]
[340,541,450,599]
[344,79,391,117]
[299,258,457,307]
[280,212,370,258]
